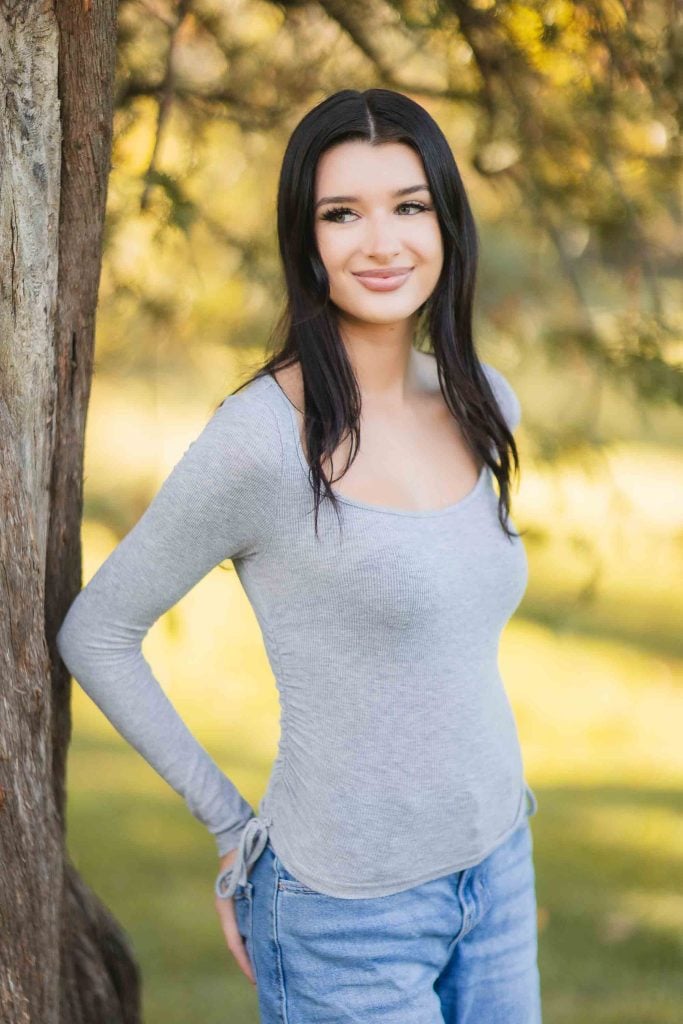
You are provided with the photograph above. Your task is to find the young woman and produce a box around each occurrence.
[57,88,542,1023]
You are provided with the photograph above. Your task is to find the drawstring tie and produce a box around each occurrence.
[214,814,273,900]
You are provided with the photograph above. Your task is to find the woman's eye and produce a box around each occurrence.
[319,201,432,223]
[320,206,356,223]
[397,201,430,214]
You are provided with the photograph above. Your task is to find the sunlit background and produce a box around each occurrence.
[66,2,682,1022]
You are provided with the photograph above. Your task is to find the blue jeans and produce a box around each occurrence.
[233,786,541,1023]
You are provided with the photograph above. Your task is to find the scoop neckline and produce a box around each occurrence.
[265,372,489,520]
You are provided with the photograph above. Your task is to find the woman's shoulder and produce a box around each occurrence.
[207,372,285,450]
[416,352,521,431]
[174,373,284,504]
[479,361,521,432]
[214,370,281,421]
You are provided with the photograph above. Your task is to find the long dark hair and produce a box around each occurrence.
[233,88,521,540]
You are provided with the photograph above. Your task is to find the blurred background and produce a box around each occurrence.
[67,1,682,1021]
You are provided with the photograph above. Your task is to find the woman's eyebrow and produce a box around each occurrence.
[314,184,431,210]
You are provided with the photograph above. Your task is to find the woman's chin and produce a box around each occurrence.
[333,297,425,325]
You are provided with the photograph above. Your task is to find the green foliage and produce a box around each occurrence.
[98,0,680,433]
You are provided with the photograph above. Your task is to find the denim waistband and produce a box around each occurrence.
[214,780,538,900]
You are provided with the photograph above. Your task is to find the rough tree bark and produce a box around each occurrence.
[1,2,141,1022]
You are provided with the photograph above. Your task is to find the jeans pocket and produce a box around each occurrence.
[274,854,324,895]
[233,880,254,938]
[233,879,257,979]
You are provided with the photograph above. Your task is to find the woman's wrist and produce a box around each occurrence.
[219,848,238,870]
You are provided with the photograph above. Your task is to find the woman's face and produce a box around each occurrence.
[313,140,444,327]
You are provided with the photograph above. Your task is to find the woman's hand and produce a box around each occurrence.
[214,847,256,986]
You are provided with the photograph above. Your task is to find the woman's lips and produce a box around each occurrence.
[352,268,414,291]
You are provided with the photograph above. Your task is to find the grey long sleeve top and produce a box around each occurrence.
[56,360,532,900]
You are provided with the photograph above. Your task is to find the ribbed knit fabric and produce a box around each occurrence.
[56,360,530,900]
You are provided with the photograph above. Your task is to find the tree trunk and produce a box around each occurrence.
[1,2,141,1021]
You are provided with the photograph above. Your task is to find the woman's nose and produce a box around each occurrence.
[361,214,402,257]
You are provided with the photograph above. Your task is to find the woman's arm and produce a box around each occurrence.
[56,389,283,856]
